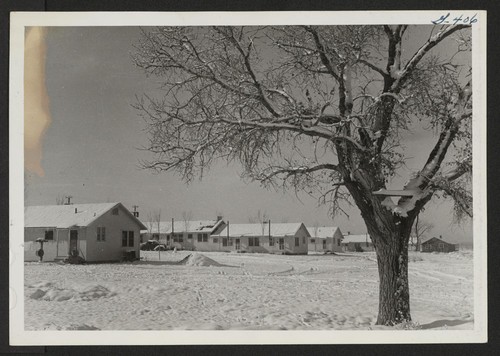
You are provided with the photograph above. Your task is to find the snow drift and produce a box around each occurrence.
[177,253,226,267]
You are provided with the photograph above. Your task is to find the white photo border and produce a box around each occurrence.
[9,10,487,345]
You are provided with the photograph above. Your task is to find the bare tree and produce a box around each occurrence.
[248,209,269,235]
[181,210,193,231]
[145,211,156,235]
[151,209,161,241]
[312,221,320,239]
[411,215,434,251]
[133,25,472,325]
[55,194,65,205]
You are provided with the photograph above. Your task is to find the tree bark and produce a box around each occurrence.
[374,233,411,325]
[345,180,413,325]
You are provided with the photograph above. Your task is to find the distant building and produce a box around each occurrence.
[307,226,343,253]
[24,202,146,262]
[141,217,226,250]
[341,233,374,252]
[211,222,310,255]
[420,237,458,253]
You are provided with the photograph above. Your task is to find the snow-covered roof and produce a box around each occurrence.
[214,223,308,238]
[142,219,224,234]
[342,234,372,244]
[25,203,147,229]
[307,226,342,239]
[421,237,456,245]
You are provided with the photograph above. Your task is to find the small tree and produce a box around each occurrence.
[146,211,156,235]
[55,194,65,205]
[133,25,472,325]
[248,209,269,236]
[182,210,193,232]
[410,216,434,251]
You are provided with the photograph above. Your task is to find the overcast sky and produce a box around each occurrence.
[24,26,473,243]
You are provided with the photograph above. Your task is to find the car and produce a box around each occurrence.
[140,240,161,251]
[154,244,167,251]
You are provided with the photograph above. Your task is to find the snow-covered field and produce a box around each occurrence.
[24,250,473,331]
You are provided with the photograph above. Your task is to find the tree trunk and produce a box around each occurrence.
[343,170,414,325]
[374,231,411,325]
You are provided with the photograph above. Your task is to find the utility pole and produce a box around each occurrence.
[171,217,174,250]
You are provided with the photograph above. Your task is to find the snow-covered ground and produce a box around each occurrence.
[24,249,473,331]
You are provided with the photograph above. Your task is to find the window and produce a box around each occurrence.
[310,238,315,243]
[337,239,341,246]
[295,237,299,246]
[45,230,54,240]
[112,208,119,215]
[173,234,178,242]
[197,233,208,242]
[122,231,134,247]
[128,231,134,247]
[198,234,202,242]
[213,237,218,243]
[188,234,193,239]
[178,235,183,243]
[269,237,274,246]
[97,227,106,241]
[222,238,228,247]
[249,237,259,247]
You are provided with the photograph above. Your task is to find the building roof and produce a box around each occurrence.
[214,222,308,238]
[421,237,456,245]
[25,202,147,229]
[307,226,342,239]
[342,234,372,244]
[142,219,225,234]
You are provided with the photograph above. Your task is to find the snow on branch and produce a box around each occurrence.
[257,163,339,182]
[392,24,469,91]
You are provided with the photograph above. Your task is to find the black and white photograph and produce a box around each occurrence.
[9,11,487,345]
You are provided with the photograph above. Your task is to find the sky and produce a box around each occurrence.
[23,26,473,243]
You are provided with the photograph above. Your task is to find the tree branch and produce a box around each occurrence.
[303,26,341,82]
[258,163,339,182]
[392,24,469,91]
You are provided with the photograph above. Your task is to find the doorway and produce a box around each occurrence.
[279,238,285,250]
[69,230,78,256]
[235,238,240,250]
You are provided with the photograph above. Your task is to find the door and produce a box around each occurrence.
[279,238,285,250]
[235,239,240,250]
[322,240,326,250]
[69,230,78,256]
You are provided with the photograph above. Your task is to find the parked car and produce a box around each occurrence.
[140,240,162,251]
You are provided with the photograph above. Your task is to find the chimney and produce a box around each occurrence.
[74,208,78,214]
[132,205,140,218]
[217,215,223,221]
